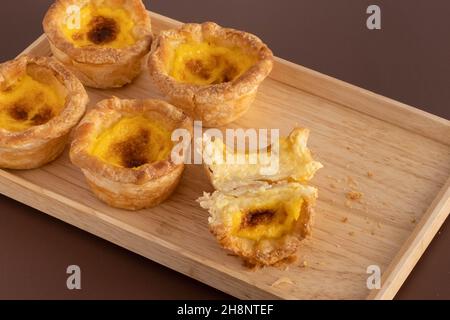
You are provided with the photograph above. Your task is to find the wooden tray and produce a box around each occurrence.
[2,12,450,300]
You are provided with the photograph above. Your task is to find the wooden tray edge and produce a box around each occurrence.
[367,177,450,299]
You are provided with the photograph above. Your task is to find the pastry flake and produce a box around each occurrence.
[0,55,88,169]
[70,97,193,210]
[148,22,274,127]
[204,128,323,191]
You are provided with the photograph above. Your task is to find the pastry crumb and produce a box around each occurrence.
[271,277,294,287]
[411,218,417,224]
[346,191,363,201]
[330,183,337,189]
[341,217,349,223]
[367,171,374,178]
[348,231,355,236]
[301,260,308,268]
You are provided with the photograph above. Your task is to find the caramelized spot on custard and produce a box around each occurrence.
[87,16,119,45]
[170,42,258,85]
[185,59,212,80]
[8,104,29,121]
[241,209,276,229]
[31,107,53,125]
[89,116,173,168]
[232,196,305,241]
[61,5,136,49]
[114,129,151,168]
[222,63,239,83]
[0,74,65,132]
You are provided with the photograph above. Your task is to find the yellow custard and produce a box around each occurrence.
[170,42,257,85]
[89,116,173,169]
[61,5,136,48]
[0,75,66,132]
[232,197,304,241]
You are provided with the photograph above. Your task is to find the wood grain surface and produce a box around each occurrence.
[1,12,449,300]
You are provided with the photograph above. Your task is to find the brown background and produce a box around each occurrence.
[0,0,449,299]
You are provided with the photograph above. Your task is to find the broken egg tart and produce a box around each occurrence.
[148,22,274,127]
[0,55,88,169]
[203,128,323,191]
[197,128,322,266]
[70,97,193,210]
[198,182,317,267]
[43,0,153,88]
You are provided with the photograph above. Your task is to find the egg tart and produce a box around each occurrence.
[70,97,193,210]
[148,22,274,127]
[0,55,88,169]
[197,128,322,266]
[199,182,317,267]
[43,0,153,88]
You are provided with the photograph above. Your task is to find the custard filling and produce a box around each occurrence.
[0,74,66,132]
[89,116,173,168]
[61,5,136,48]
[169,42,258,85]
[231,197,304,241]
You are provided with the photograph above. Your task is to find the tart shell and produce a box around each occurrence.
[70,97,193,210]
[43,0,153,89]
[0,55,88,169]
[148,22,274,127]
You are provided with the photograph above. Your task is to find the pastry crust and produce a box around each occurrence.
[43,0,153,88]
[70,97,193,210]
[148,22,274,127]
[0,55,88,169]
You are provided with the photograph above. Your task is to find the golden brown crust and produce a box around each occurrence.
[70,97,193,210]
[148,22,274,127]
[0,55,88,169]
[43,0,153,88]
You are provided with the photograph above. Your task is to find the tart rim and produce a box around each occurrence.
[148,22,274,105]
[43,0,153,65]
[0,55,88,147]
[70,97,193,185]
